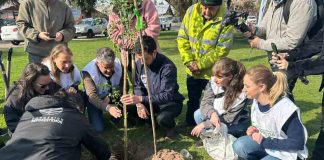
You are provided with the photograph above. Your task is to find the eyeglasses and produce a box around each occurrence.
[36,82,51,89]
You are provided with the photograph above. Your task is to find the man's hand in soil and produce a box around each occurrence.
[136,103,150,119]
[191,123,205,137]
[108,105,122,118]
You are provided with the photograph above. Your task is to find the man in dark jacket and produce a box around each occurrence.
[272,26,324,160]
[0,91,111,160]
[121,36,184,137]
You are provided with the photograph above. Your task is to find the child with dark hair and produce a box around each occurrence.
[191,57,249,142]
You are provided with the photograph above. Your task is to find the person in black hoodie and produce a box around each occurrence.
[271,26,324,160]
[0,90,112,160]
[4,63,61,135]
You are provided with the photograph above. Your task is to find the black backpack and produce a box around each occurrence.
[283,0,324,39]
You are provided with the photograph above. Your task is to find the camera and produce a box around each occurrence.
[223,11,254,39]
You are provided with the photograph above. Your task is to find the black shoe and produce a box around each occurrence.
[195,139,203,148]
[166,129,177,139]
[179,122,195,128]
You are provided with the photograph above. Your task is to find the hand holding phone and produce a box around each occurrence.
[48,36,56,40]
[271,43,280,59]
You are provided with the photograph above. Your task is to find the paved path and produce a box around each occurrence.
[0,24,180,49]
[0,41,24,49]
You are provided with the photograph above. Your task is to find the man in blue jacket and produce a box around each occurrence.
[121,36,184,138]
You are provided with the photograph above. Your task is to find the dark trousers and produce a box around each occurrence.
[312,92,324,160]
[186,75,209,125]
[128,102,182,129]
[267,52,296,101]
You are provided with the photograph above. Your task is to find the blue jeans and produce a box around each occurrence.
[87,103,105,132]
[194,109,249,137]
[233,136,280,160]
[186,75,208,125]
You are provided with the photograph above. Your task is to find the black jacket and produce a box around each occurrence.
[3,81,61,133]
[287,26,324,91]
[0,95,111,160]
[134,53,185,106]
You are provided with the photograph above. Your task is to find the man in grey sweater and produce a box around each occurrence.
[17,0,76,63]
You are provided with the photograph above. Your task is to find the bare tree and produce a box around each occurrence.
[165,0,195,18]
[231,0,257,15]
[0,0,20,7]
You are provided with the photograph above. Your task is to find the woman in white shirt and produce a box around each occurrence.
[191,57,249,139]
[233,65,308,160]
[42,44,81,93]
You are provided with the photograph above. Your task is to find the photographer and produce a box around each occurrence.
[271,26,324,160]
[245,0,317,100]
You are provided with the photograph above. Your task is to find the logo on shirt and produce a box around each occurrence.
[39,108,63,116]
[141,74,148,88]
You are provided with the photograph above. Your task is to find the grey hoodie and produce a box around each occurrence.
[17,0,76,57]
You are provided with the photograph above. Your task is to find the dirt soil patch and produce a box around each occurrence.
[151,149,184,160]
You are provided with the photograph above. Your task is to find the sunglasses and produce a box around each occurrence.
[36,82,51,89]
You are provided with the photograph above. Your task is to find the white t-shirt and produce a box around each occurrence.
[210,76,247,115]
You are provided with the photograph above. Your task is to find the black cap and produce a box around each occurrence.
[201,0,222,6]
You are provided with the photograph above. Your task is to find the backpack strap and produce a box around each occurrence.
[214,92,225,99]
[283,0,294,24]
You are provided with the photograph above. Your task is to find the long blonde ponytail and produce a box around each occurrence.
[246,65,288,106]
[269,72,288,106]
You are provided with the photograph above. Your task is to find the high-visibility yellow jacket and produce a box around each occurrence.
[177,3,234,80]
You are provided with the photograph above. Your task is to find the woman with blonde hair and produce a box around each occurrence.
[42,44,81,93]
[191,57,249,141]
[233,65,308,160]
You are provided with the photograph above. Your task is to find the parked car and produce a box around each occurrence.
[74,18,108,38]
[159,16,172,31]
[0,19,16,40]
[246,16,257,25]
[0,19,24,45]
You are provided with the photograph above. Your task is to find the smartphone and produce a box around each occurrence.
[48,36,56,40]
[271,43,280,60]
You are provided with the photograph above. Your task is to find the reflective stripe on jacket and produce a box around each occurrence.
[177,3,234,79]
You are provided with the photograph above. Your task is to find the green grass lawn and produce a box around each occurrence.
[0,31,322,159]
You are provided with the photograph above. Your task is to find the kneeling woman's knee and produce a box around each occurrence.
[232,136,250,156]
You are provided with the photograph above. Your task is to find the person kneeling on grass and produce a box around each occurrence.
[4,63,61,135]
[121,35,184,138]
[191,57,249,146]
[233,65,308,160]
[42,44,81,93]
[0,90,112,160]
[82,47,124,132]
